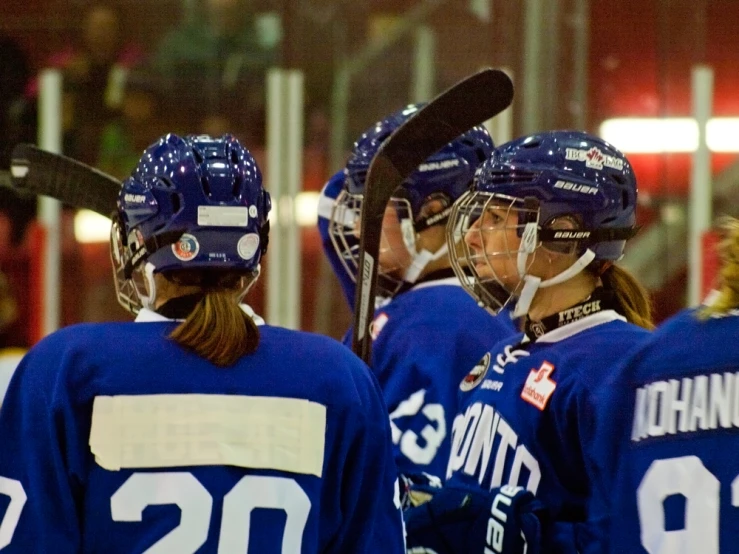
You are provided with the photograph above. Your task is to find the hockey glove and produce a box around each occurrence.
[404,480,547,554]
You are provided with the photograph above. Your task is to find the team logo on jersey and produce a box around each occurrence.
[172,233,199,261]
[564,147,624,171]
[521,361,557,410]
[369,312,389,340]
[460,352,491,392]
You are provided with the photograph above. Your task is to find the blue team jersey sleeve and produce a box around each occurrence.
[0,333,87,552]
[317,170,357,310]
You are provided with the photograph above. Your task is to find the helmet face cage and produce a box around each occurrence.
[110,217,141,313]
[448,191,540,314]
[329,189,417,297]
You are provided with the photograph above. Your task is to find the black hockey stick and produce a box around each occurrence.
[7,143,121,216]
[351,68,514,363]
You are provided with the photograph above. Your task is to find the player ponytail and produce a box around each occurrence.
[599,264,654,330]
[700,216,739,318]
[166,270,260,366]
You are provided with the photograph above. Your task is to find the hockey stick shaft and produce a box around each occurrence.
[9,143,121,217]
[352,68,514,363]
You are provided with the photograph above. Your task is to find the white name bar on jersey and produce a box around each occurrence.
[632,371,739,441]
[90,394,327,476]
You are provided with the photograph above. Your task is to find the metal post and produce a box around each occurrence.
[411,25,436,103]
[37,69,62,337]
[266,68,303,329]
[688,65,714,305]
[522,0,543,134]
[285,70,304,328]
[571,0,590,129]
[266,69,285,327]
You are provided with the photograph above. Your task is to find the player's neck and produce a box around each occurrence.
[527,275,598,322]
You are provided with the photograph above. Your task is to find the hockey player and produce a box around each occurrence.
[319,104,518,479]
[405,131,654,553]
[0,134,405,553]
[587,216,739,553]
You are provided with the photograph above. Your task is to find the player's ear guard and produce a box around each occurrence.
[404,478,548,554]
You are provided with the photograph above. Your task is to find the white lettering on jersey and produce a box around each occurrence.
[631,371,739,441]
[446,402,541,494]
[492,345,530,375]
[389,389,446,465]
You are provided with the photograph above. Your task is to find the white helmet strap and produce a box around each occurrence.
[399,214,451,284]
[512,248,597,318]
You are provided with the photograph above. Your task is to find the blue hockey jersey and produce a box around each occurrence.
[589,307,739,554]
[0,309,405,553]
[318,171,517,479]
[342,278,517,479]
[444,309,651,553]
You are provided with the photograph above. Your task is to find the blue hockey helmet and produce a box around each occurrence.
[330,104,494,294]
[110,133,271,313]
[344,103,495,224]
[448,130,638,316]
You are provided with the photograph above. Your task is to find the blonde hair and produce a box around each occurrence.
[599,264,655,330]
[165,271,259,367]
[700,216,739,318]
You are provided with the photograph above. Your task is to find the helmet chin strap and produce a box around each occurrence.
[399,216,449,284]
[236,264,261,303]
[138,262,158,311]
[512,221,597,318]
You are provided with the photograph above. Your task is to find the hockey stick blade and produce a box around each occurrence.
[10,143,121,217]
[352,68,514,363]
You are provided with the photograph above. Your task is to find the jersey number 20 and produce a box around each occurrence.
[112,473,311,553]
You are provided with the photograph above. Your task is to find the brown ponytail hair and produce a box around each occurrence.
[700,216,739,319]
[598,263,655,330]
[165,270,260,366]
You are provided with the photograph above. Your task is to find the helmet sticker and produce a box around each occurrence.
[237,233,261,260]
[172,233,200,261]
[564,147,624,170]
[248,205,258,218]
[460,352,491,392]
[197,206,248,227]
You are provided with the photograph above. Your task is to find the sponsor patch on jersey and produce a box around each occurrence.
[460,352,491,392]
[237,233,260,260]
[172,233,199,261]
[369,312,389,340]
[521,361,557,410]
